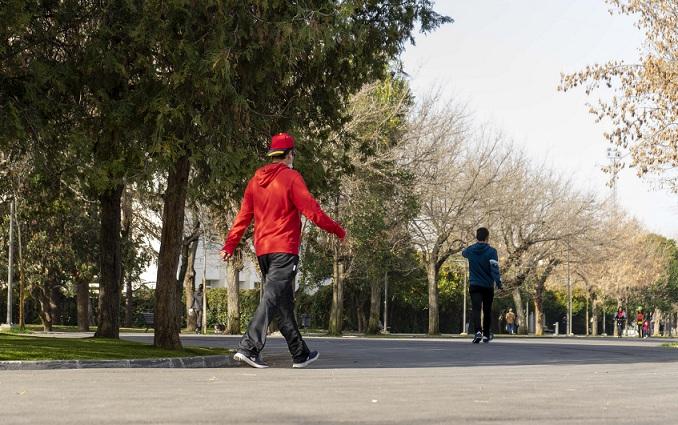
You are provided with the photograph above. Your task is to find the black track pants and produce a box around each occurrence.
[470,285,494,337]
[238,253,310,362]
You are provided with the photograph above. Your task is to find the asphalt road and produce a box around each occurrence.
[2,335,678,425]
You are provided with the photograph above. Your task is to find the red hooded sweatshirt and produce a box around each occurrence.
[222,163,345,256]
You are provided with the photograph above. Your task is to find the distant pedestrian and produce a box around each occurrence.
[589,316,594,335]
[642,319,650,339]
[614,306,626,338]
[636,308,644,338]
[462,227,503,343]
[192,284,204,335]
[222,133,346,368]
[506,308,516,334]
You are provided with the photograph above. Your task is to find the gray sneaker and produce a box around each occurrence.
[293,351,319,368]
[234,351,269,368]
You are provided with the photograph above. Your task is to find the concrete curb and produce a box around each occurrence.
[0,354,237,371]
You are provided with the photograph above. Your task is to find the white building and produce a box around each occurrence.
[193,239,262,290]
[141,237,307,291]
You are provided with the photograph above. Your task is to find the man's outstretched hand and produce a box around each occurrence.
[220,250,231,262]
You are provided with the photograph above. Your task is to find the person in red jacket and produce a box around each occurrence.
[221,132,346,368]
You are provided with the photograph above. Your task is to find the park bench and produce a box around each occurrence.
[141,312,154,332]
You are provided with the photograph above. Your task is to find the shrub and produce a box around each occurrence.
[204,288,260,332]
[239,290,260,332]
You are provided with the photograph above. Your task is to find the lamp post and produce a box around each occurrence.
[383,271,389,334]
[603,147,622,337]
[448,258,469,335]
[5,199,14,326]
[201,234,208,334]
[567,241,572,336]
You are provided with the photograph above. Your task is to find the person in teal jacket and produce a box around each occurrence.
[462,227,502,343]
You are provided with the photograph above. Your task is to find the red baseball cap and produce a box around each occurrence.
[267,133,295,156]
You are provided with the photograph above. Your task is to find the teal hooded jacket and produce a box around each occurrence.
[462,242,502,289]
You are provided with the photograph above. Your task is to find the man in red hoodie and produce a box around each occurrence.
[221,133,346,368]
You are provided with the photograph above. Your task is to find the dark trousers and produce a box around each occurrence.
[470,285,494,337]
[238,253,310,362]
[195,310,203,330]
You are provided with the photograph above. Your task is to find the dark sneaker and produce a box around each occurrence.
[293,351,319,368]
[234,351,269,369]
[472,332,482,344]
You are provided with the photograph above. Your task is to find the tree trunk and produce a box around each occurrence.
[121,186,133,328]
[76,279,90,332]
[585,295,590,336]
[95,185,123,339]
[88,299,96,327]
[33,285,54,332]
[17,214,25,331]
[328,243,344,336]
[357,304,366,333]
[183,236,199,332]
[427,261,439,335]
[33,282,60,331]
[591,295,599,336]
[653,308,661,336]
[533,262,557,336]
[50,285,62,325]
[154,153,191,349]
[366,277,382,335]
[226,257,242,334]
[534,288,544,336]
[512,288,527,335]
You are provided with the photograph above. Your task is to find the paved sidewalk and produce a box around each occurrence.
[2,336,677,424]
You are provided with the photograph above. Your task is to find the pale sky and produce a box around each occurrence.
[401,0,678,239]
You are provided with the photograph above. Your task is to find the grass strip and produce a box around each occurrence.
[0,333,230,361]
[22,324,154,334]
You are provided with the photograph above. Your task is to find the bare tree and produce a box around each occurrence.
[560,0,678,191]
[405,98,511,334]
[495,161,598,334]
